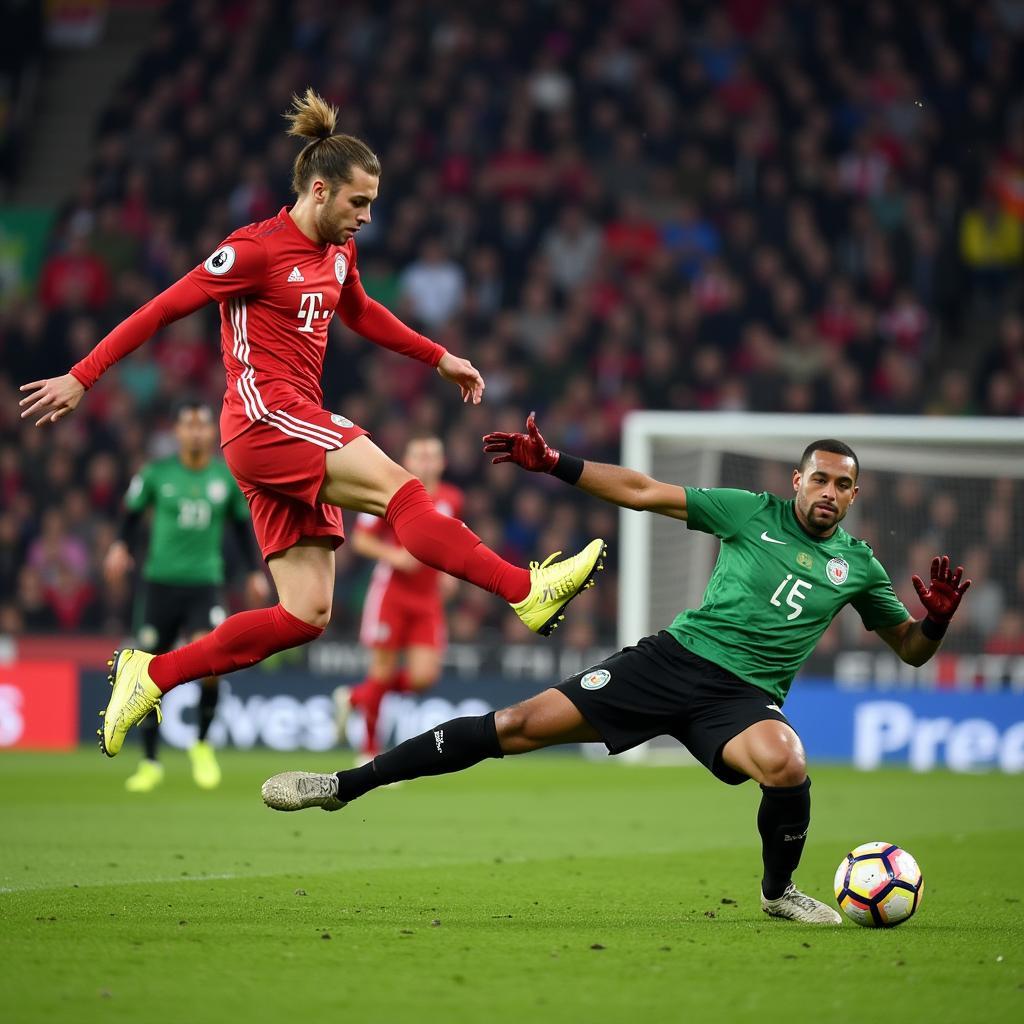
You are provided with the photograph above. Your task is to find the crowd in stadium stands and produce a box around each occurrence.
[1,0,1022,658]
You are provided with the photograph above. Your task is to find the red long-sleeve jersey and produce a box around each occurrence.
[71,207,446,445]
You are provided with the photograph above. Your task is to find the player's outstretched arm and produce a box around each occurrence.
[875,555,971,666]
[483,412,688,520]
[18,276,209,428]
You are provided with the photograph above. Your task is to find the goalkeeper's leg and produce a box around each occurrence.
[261,690,598,811]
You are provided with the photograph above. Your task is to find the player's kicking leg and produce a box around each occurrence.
[722,721,842,925]
[261,688,596,811]
[318,437,606,637]
[101,432,606,756]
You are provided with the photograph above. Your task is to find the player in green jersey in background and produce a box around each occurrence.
[261,414,970,925]
[105,400,270,792]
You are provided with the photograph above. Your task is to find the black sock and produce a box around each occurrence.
[336,712,504,802]
[141,714,159,761]
[197,680,219,741]
[757,777,811,900]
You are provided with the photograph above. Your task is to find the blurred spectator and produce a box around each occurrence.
[959,192,1024,296]
[398,239,466,328]
[541,206,602,295]
[1,0,1023,649]
[38,229,112,311]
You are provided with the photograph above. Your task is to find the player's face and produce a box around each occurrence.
[315,169,379,244]
[792,450,858,536]
[175,408,216,459]
[403,438,445,487]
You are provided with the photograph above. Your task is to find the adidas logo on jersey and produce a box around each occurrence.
[287,266,305,283]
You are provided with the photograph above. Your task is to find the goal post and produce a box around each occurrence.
[619,412,1024,649]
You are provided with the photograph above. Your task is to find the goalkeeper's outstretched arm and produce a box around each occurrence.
[482,412,688,521]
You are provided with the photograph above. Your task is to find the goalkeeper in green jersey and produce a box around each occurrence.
[104,400,270,792]
[261,415,970,925]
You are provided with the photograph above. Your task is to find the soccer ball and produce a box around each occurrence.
[833,842,924,927]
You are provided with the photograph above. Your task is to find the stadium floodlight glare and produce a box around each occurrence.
[619,412,1024,649]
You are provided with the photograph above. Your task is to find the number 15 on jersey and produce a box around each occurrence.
[770,575,813,620]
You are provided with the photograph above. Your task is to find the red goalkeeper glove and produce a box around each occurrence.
[482,412,560,472]
[912,555,970,638]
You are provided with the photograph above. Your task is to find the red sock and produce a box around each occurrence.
[149,604,323,693]
[390,669,412,693]
[358,678,390,755]
[385,480,529,602]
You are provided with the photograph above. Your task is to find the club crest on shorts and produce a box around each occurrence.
[826,556,849,586]
[580,669,610,690]
[334,253,348,284]
[204,245,236,276]
[331,413,353,428]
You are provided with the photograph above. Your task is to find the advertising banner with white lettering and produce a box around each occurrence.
[76,669,1023,772]
[786,684,1024,773]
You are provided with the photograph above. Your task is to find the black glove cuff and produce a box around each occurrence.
[921,616,949,641]
[550,452,584,485]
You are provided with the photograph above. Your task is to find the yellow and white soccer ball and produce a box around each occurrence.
[834,842,924,927]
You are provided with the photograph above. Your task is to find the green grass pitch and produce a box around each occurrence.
[2,750,1022,1023]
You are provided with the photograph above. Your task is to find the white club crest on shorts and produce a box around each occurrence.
[334,253,348,285]
[204,245,236,276]
[331,413,354,428]
[581,669,610,690]
[826,556,849,586]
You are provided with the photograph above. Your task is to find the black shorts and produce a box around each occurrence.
[135,582,226,655]
[555,631,793,785]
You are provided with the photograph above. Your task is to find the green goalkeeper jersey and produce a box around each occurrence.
[667,487,909,703]
[124,456,250,586]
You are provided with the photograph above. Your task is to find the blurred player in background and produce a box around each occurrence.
[104,400,270,791]
[19,89,605,760]
[336,433,462,761]
[265,417,971,926]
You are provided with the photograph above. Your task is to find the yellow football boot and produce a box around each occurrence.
[188,740,222,789]
[98,649,162,757]
[124,759,164,793]
[511,538,607,636]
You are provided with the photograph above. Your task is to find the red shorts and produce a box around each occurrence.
[223,403,368,559]
[360,579,446,651]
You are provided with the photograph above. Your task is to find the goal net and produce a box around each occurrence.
[616,413,1024,763]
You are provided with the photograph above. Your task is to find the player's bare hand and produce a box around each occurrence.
[103,541,134,584]
[912,554,971,624]
[19,374,85,427]
[482,411,560,472]
[437,352,485,404]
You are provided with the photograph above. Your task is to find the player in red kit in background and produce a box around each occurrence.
[337,433,461,761]
[19,89,606,760]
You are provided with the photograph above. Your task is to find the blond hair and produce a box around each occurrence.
[284,88,380,195]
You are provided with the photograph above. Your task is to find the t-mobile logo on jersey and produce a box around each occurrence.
[297,292,331,333]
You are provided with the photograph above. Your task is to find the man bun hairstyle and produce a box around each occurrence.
[800,439,860,479]
[285,87,381,195]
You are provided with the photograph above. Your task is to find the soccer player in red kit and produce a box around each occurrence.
[337,432,461,760]
[19,89,606,758]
